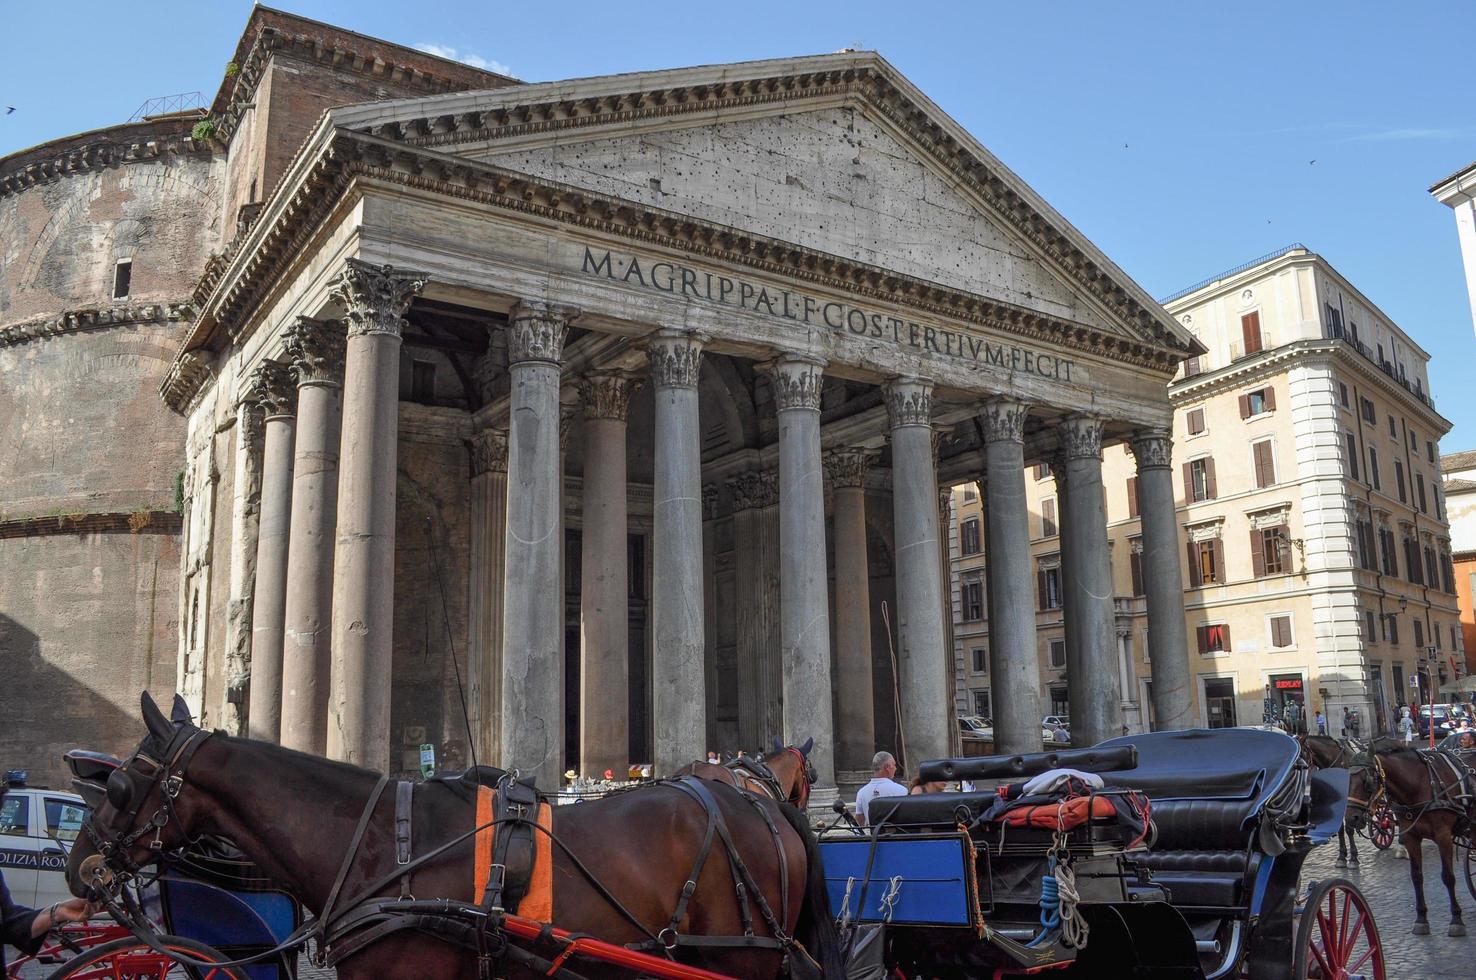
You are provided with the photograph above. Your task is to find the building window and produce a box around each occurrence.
[1388,616,1400,646]
[973,690,991,718]
[1379,528,1397,576]
[961,518,981,556]
[1388,414,1398,439]
[1188,537,1223,586]
[971,647,987,673]
[1360,397,1376,425]
[112,259,132,300]
[1393,663,1405,696]
[1365,609,1377,642]
[1434,486,1444,521]
[1269,615,1294,649]
[1050,686,1069,718]
[1326,303,1344,337]
[1196,623,1230,655]
[1241,311,1263,355]
[1038,564,1062,610]
[1183,356,1202,378]
[1403,537,1423,585]
[1345,432,1360,482]
[1252,439,1277,489]
[1414,619,1425,650]
[1185,457,1216,502]
[962,581,984,621]
[1252,524,1288,577]
[1424,545,1438,587]
[1409,429,1418,450]
[1126,476,1140,518]
[1355,518,1376,570]
[1428,440,1436,464]
[962,485,977,503]
[1368,447,1381,491]
[1339,382,1350,409]
[1049,638,1066,669]
[1187,407,1206,436]
[1034,462,1050,481]
[1041,498,1057,538]
[1129,542,1145,596]
[1416,474,1427,513]
[1240,387,1275,418]
[1394,461,1406,503]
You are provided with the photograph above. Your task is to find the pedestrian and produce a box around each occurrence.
[1,787,95,972]
[907,773,948,795]
[855,751,908,827]
[1348,709,1361,739]
[706,750,720,765]
[1315,709,1327,736]
[1341,707,1353,738]
[1283,698,1303,736]
[1398,706,1414,744]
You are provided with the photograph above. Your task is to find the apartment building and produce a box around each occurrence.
[1444,450,1476,667]
[949,245,1462,735]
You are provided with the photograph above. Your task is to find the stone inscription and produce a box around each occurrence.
[580,248,1077,382]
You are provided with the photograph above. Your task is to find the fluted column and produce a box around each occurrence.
[826,449,876,773]
[579,372,637,777]
[468,429,508,765]
[223,396,263,736]
[981,398,1044,754]
[1057,416,1122,747]
[280,317,346,756]
[885,378,949,769]
[326,260,427,771]
[649,330,706,775]
[246,361,296,743]
[768,355,836,800]
[731,469,782,748]
[1131,429,1193,730]
[499,301,576,789]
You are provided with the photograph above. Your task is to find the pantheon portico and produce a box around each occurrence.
[161,51,1203,800]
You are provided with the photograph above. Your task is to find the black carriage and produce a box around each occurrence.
[820,728,1384,979]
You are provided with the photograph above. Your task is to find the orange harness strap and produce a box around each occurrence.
[471,786,554,922]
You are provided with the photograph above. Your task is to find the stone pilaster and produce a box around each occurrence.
[1056,415,1122,747]
[825,448,877,772]
[884,377,949,769]
[980,397,1043,754]
[768,355,836,801]
[280,317,347,756]
[500,300,576,788]
[648,329,707,775]
[1131,428,1193,731]
[468,428,509,765]
[326,260,428,770]
[245,359,296,743]
[578,371,637,777]
[223,396,263,737]
[730,468,782,748]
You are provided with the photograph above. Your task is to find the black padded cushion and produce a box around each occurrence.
[869,791,986,827]
[1148,799,1257,852]
[1135,849,1248,908]
[919,745,1138,783]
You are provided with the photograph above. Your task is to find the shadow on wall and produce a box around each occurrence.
[0,614,151,789]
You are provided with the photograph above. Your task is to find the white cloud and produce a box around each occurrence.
[414,43,513,78]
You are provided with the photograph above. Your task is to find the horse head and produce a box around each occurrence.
[764,738,817,810]
[67,692,212,899]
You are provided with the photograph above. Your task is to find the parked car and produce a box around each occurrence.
[1418,705,1457,739]
[1042,715,1070,730]
[1,774,90,911]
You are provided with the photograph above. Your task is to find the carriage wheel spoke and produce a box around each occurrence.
[1339,890,1353,957]
[1348,943,1376,974]
[1310,937,1336,977]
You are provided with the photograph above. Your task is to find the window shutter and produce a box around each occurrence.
[1181,462,1193,501]
[1251,529,1266,578]
[1038,569,1048,611]
[1254,441,1274,488]
[1263,386,1276,412]
[1213,539,1226,584]
[1131,551,1144,596]
[1196,625,1208,654]
[1205,457,1218,499]
[1187,542,1202,587]
[1188,409,1204,435]
[1239,394,1252,419]
[1127,477,1139,518]
[1242,311,1262,354]
[1221,622,1232,651]
[1042,498,1056,536]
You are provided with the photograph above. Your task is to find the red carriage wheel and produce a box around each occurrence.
[40,934,252,980]
[1292,879,1385,980]
[1367,803,1394,851]
[1461,837,1476,901]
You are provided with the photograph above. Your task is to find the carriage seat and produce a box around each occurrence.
[868,790,993,828]
[1123,796,1258,909]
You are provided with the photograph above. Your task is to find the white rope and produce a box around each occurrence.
[878,875,904,923]
[838,876,855,931]
[1054,860,1089,948]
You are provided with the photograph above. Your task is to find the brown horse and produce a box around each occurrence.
[1347,738,1470,937]
[1298,734,1364,868]
[677,738,817,811]
[68,694,842,979]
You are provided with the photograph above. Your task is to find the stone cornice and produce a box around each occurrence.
[0,125,213,200]
[160,350,215,416]
[0,301,194,348]
[0,510,183,540]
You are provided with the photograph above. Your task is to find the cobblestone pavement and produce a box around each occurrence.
[1303,837,1473,979]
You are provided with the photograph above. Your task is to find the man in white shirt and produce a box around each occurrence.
[855,751,908,826]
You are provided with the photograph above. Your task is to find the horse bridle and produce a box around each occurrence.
[1345,750,1386,816]
[784,747,817,810]
[82,725,212,881]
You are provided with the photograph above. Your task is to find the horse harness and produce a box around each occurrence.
[1352,747,1476,826]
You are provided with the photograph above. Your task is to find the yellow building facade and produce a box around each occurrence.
[949,246,1463,737]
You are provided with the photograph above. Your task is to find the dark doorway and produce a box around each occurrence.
[1204,677,1237,728]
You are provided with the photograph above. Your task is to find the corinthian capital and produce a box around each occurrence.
[509,299,578,364]
[979,397,1030,445]
[579,371,639,421]
[470,428,508,476]
[282,316,347,386]
[765,355,825,412]
[647,329,705,389]
[1129,428,1173,470]
[824,448,874,490]
[1057,415,1104,461]
[247,359,297,418]
[884,377,933,429]
[331,259,429,339]
[727,468,779,511]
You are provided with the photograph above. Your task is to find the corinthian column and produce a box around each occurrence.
[1057,416,1122,747]
[768,355,836,801]
[730,469,781,748]
[500,301,575,789]
[280,317,346,756]
[224,396,264,737]
[980,397,1043,754]
[1131,429,1193,730]
[578,372,637,777]
[246,360,296,743]
[885,378,949,769]
[468,428,508,765]
[825,449,876,775]
[326,260,427,771]
[648,330,706,775]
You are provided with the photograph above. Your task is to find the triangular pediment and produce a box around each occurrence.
[319,55,1198,360]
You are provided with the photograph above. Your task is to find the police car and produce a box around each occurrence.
[2,771,89,910]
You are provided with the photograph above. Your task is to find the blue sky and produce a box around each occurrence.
[5,1,1473,447]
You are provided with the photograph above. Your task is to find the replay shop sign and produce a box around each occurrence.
[579,247,1080,382]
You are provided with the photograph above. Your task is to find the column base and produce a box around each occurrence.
[804,784,841,824]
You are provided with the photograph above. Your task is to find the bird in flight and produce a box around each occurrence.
[4,107,14,115]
